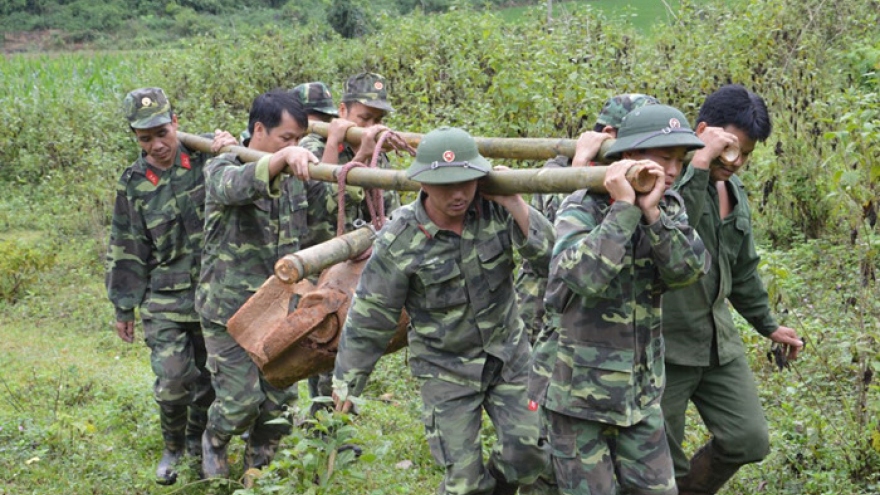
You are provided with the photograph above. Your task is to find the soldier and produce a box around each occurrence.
[196,90,335,478]
[661,85,804,494]
[300,72,401,233]
[239,82,338,145]
[515,94,658,343]
[332,127,552,495]
[106,87,235,484]
[529,105,711,495]
[299,72,402,416]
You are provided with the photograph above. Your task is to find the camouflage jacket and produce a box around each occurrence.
[333,193,554,397]
[663,167,778,366]
[299,133,400,232]
[529,189,709,426]
[106,144,210,323]
[196,152,335,325]
[515,155,571,341]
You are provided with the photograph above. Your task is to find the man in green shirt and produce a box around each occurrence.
[661,85,804,494]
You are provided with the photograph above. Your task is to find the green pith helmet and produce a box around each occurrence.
[290,82,338,117]
[342,72,394,113]
[604,104,706,159]
[407,127,491,184]
[123,87,173,129]
[595,93,658,129]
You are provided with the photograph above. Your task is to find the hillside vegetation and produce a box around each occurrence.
[0,0,878,493]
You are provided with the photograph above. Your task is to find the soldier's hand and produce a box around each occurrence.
[211,129,238,153]
[327,118,356,145]
[115,320,135,344]
[331,391,353,413]
[634,161,666,223]
[604,160,637,204]
[353,125,389,163]
[769,326,804,361]
[691,126,739,170]
[273,146,319,181]
[572,131,613,168]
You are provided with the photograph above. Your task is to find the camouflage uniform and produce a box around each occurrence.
[334,127,552,495]
[515,94,658,344]
[106,87,215,483]
[196,152,334,441]
[528,105,709,495]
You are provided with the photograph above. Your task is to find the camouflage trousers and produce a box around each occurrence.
[201,320,296,438]
[543,405,676,495]
[143,319,214,408]
[420,356,549,495]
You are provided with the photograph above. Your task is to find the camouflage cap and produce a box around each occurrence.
[123,87,173,129]
[595,93,659,129]
[604,104,705,159]
[407,127,491,185]
[290,82,338,117]
[342,72,394,113]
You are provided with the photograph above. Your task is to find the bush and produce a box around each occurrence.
[0,240,56,303]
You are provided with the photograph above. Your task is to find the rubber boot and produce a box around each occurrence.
[676,442,742,495]
[487,459,520,495]
[156,404,187,485]
[186,404,209,459]
[201,429,232,479]
[244,426,283,471]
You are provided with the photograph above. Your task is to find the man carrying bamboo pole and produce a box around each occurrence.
[106,87,236,485]
[516,93,658,344]
[332,126,552,495]
[661,85,804,494]
[529,104,710,495]
[196,90,335,479]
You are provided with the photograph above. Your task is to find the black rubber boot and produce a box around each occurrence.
[156,404,187,485]
[186,405,209,459]
[676,442,742,495]
[201,429,232,479]
[487,459,520,495]
[244,425,283,471]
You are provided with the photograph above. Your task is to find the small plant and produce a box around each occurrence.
[0,239,56,303]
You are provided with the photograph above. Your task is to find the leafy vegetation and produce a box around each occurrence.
[0,0,878,493]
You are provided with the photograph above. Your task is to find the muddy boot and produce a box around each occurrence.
[201,429,232,479]
[676,442,742,495]
[487,459,520,495]
[244,428,282,471]
[156,404,187,485]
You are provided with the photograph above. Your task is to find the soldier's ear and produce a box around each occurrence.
[253,121,266,137]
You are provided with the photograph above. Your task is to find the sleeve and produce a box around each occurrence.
[333,230,410,398]
[674,166,711,225]
[509,205,556,277]
[203,154,280,206]
[545,194,642,303]
[105,175,150,322]
[728,209,778,336]
[641,192,710,289]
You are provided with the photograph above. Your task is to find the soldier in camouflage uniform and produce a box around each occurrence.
[239,82,338,145]
[515,94,658,344]
[106,87,235,485]
[300,72,401,233]
[528,105,711,495]
[332,127,552,495]
[196,90,335,478]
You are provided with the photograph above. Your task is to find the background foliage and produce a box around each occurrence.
[0,0,878,493]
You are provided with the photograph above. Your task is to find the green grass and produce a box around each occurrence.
[498,0,683,31]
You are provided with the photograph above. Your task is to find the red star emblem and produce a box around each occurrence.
[668,118,681,128]
[442,150,455,162]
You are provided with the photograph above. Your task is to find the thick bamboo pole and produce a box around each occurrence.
[178,131,658,194]
[274,227,375,284]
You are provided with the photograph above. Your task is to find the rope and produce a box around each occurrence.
[335,129,416,260]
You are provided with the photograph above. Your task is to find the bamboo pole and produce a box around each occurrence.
[274,227,376,284]
[178,131,658,194]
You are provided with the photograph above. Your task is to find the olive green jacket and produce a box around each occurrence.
[662,167,778,366]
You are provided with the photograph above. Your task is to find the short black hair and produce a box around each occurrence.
[696,84,772,141]
[247,89,308,136]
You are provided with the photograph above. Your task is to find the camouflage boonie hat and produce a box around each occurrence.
[342,72,394,113]
[604,104,705,159]
[290,82,338,117]
[123,87,173,129]
[595,93,659,129]
[407,127,491,185]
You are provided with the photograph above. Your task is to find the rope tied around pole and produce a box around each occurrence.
[335,129,416,260]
